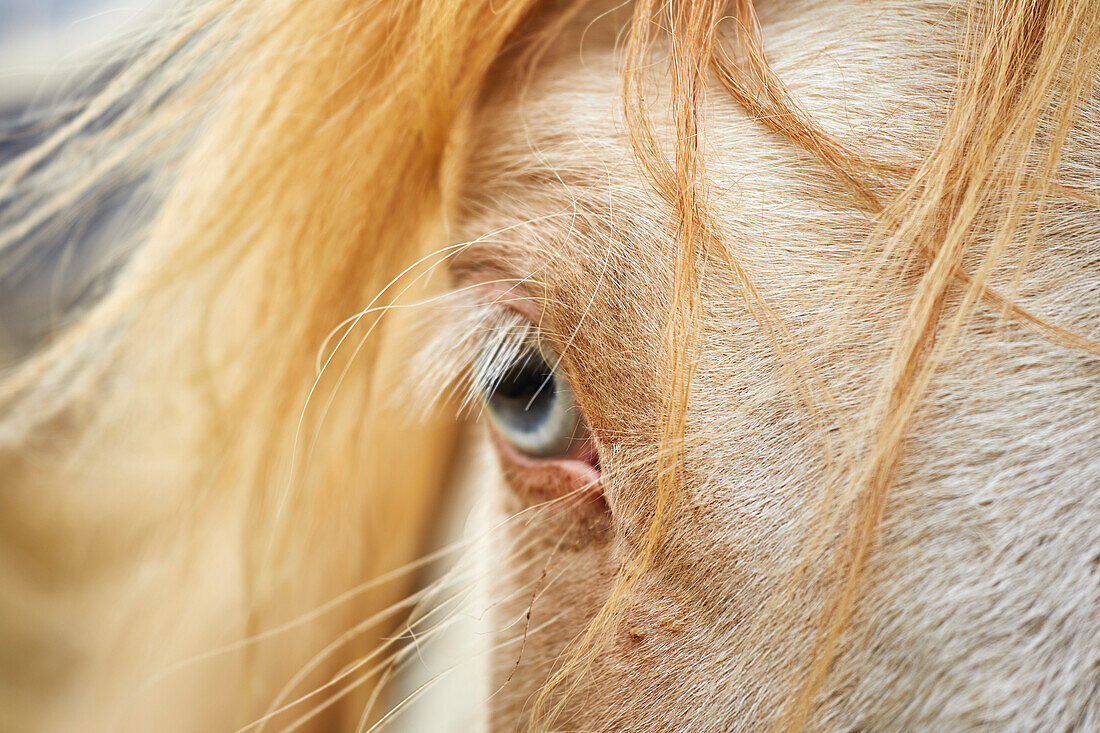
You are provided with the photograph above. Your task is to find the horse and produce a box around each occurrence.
[1,0,1098,730]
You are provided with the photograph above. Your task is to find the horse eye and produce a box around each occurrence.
[477,339,586,458]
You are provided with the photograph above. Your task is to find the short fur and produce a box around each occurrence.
[0,0,1097,731]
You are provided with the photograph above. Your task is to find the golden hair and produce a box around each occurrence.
[1,0,1097,729]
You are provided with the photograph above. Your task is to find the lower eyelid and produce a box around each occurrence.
[489,429,607,520]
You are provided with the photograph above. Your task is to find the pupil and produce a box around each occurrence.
[485,348,559,435]
[493,352,554,401]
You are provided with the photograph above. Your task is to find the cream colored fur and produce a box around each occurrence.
[1,0,1098,731]
[458,1,1100,730]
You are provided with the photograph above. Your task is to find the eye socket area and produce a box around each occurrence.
[472,311,603,514]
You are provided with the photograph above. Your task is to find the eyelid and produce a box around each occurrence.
[462,277,544,325]
[472,285,572,380]
[459,274,587,413]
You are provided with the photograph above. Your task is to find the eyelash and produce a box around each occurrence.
[403,292,548,421]
[405,291,589,455]
[465,309,538,414]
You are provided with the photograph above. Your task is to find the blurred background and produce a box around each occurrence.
[0,0,160,98]
[0,0,164,364]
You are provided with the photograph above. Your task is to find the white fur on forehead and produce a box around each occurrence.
[462,0,965,307]
[459,0,1100,729]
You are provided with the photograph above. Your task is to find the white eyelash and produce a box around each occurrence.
[465,315,535,413]
[399,289,537,423]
